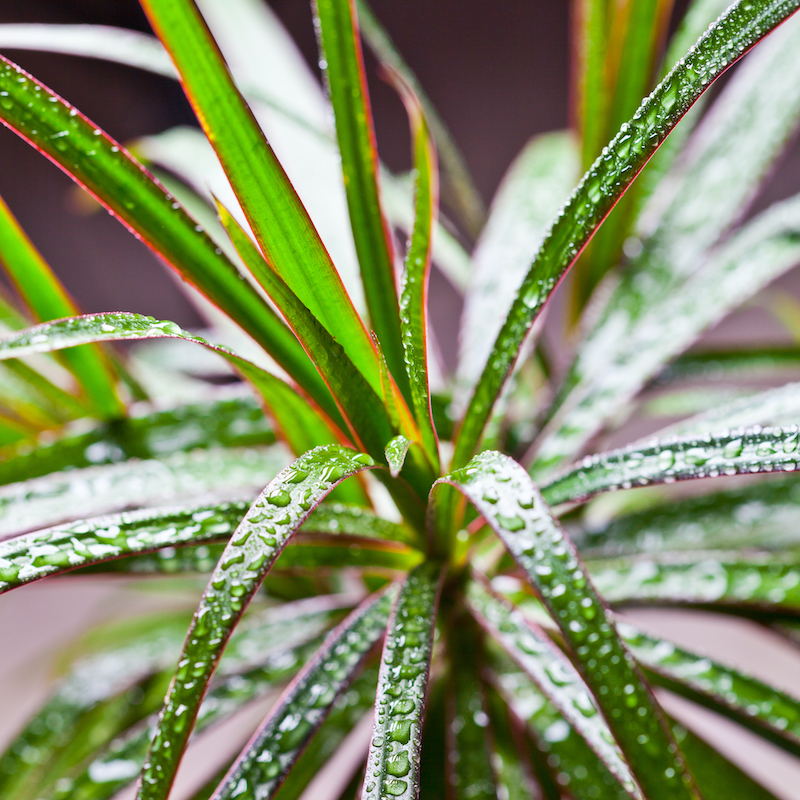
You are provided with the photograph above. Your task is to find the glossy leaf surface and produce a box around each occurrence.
[362,562,442,800]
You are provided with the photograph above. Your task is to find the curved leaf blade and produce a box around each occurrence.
[0,312,343,455]
[211,588,395,799]
[362,561,443,800]
[453,0,800,470]
[440,451,698,800]
[542,424,800,506]
[137,446,376,800]
[313,0,408,399]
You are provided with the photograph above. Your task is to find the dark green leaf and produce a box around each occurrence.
[453,0,800,471]
[138,446,376,800]
[211,588,395,799]
[542,424,800,506]
[313,0,409,400]
[440,451,697,800]
[363,562,443,800]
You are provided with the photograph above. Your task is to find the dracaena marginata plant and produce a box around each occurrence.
[1,0,800,797]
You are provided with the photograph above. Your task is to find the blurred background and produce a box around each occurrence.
[1,1,800,797]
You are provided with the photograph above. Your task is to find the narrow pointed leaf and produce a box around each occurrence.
[139,0,383,397]
[0,193,122,417]
[589,550,800,614]
[0,392,274,487]
[362,562,443,800]
[211,588,395,799]
[0,59,337,416]
[0,446,285,539]
[394,82,439,469]
[137,446,377,800]
[542,424,800,507]
[355,0,484,237]
[453,0,800,470]
[439,451,698,800]
[534,190,800,475]
[661,346,800,384]
[458,132,578,393]
[313,0,409,399]
[465,581,639,798]
[0,312,344,454]
[618,619,800,757]
[445,618,497,800]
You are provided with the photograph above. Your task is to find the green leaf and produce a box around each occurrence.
[589,550,800,614]
[465,581,639,798]
[458,132,578,395]
[139,0,384,400]
[445,617,497,800]
[217,204,396,459]
[394,82,439,470]
[384,434,412,478]
[0,192,123,417]
[137,446,376,800]
[541,424,800,507]
[618,618,800,758]
[355,0,485,238]
[0,54,336,420]
[0,445,285,539]
[211,588,395,799]
[660,346,800,384]
[452,0,800,471]
[440,451,698,800]
[534,190,800,476]
[0,392,274,487]
[313,0,409,400]
[363,562,443,800]
[0,312,343,455]
[579,475,800,558]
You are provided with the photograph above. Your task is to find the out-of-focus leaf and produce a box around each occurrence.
[140,0,383,399]
[453,0,800,471]
[355,0,485,237]
[0,193,122,417]
[0,55,334,418]
[211,588,395,799]
[362,562,443,800]
[313,0,409,401]
[542,424,800,506]
[445,618,496,800]
[0,446,286,539]
[0,312,344,455]
[660,346,800,384]
[137,446,376,800]
[465,581,639,798]
[618,618,800,757]
[458,132,578,395]
[589,550,800,614]
[440,451,697,800]
[579,475,800,558]
[0,392,273,486]
[534,191,800,476]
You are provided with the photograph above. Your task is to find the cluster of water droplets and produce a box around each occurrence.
[215,591,394,800]
[364,564,439,800]
[544,424,800,507]
[138,446,374,799]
